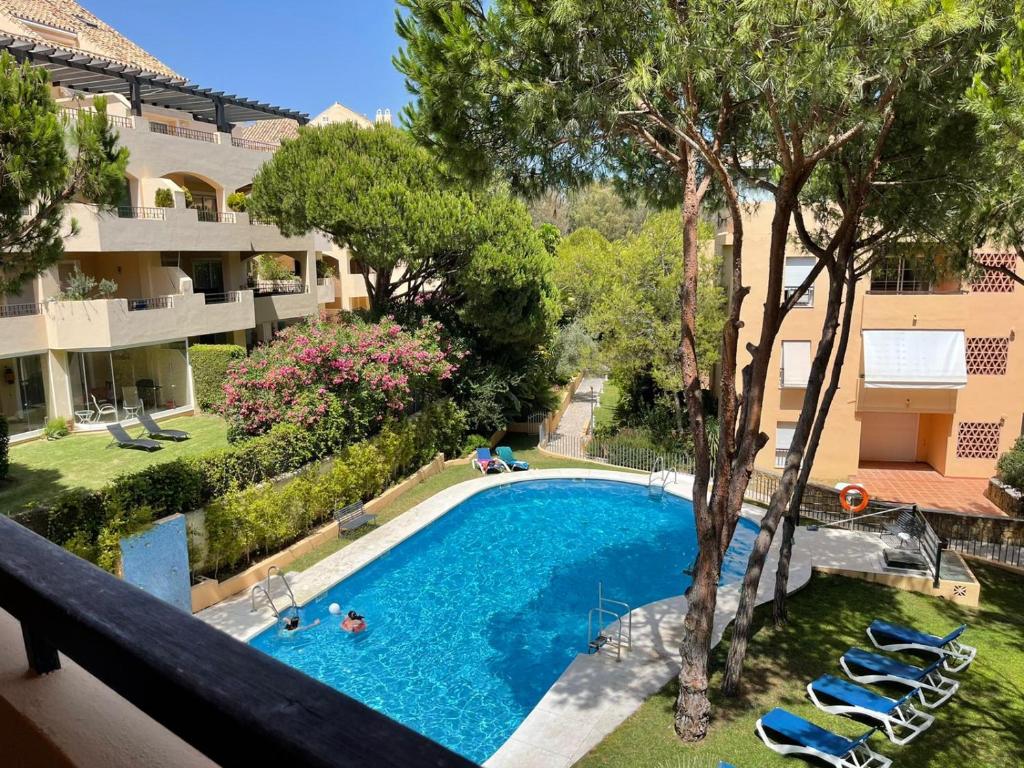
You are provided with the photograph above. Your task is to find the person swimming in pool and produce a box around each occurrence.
[340,610,366,633]
[283,615,320,633]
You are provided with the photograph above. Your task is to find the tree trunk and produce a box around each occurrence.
[720,250,846,696]
[773,257,858,624]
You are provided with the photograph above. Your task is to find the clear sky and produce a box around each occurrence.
[81,0,411,122]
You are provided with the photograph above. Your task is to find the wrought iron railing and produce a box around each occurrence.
[60,105,134,129]
[248,215,273,226]
[0,516,477,768]
[149,122,218,143]
[117,206,166,220]
[249,280,306,297]
[541,430,693,475]
[230,136,278,152]
[196,210,237,224]
[202,291,244,305]
[0,302,43,318]
[127,296,173,311]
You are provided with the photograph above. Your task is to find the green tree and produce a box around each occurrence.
[0,52,128,295]
[552,228,616,321]
[568,183,649,241]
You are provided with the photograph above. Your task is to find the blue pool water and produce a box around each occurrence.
[250,479,758,762]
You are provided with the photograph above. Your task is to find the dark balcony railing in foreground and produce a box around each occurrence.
[149,122,218,143]
[117,206,166,220]
[203,291,244,305]
[250,280,307,297]
[230,136,278,152]
[0,516,477,768]
[197,210,237,224]
[0,302,43,318]
[127,296,173,311]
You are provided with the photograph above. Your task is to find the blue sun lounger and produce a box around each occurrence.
[866,619,976,673]
[755,708,891,768]
[840,648,958,709]
[495,445,529,471]
[807,674,934,745]
[471,447,508,474]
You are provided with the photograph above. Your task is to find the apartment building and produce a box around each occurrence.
[0,1,374,442]
[719,204,1024,482]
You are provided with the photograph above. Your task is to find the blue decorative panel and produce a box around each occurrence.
[120,514,192,613]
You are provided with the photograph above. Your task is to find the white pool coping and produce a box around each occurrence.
[197,469,888,767]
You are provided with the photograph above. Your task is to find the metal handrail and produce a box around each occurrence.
[127,296,173,311]
[587,607,625,661]
[60,105,134,129]
[250,585,280,617]
[196,210,237,224]
[266,566,297,612]
[648,456,665,488]
[149,122,218,143]
[230,136,278,152]
[202,291,243,304]
[117,206,166,220]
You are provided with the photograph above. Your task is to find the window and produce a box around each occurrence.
[783,257,816,307]
[781,341,812,388]
[775,422,797,468]
[870,256,930,293]
[0,354,49,436]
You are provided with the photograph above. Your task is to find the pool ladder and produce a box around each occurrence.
[648,457,677,498]
[250,565,298,619]
[586,582,632,662]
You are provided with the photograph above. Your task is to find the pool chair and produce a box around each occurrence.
[808,674,935,745]
[471,447,508,474]
[495,445,529,471]
[839,647,958,709]
[106,423,162,452]
[755,707,891,768]
[866,619,976,673]
[138,411,190,442]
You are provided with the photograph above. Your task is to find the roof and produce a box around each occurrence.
[239,102,372,145]
[0,0,178,76]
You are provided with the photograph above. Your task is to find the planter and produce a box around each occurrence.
[985,477,1024,519]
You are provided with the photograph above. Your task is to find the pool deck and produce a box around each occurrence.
[197,469,890,767]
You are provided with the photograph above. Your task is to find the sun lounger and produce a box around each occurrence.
[866,619,976,673]
[471,447,508,474]
[755,707,891,768]
[807,674,934,745]
[840,647,958,708]
[106,423,162,452]
[138,412,190,442]
[495,445,529,471]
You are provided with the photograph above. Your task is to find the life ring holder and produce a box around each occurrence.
[840,484,870,513]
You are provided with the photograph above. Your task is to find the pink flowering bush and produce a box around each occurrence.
[223,318,457,438]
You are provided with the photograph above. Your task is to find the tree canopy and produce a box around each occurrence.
[0,52,128,295]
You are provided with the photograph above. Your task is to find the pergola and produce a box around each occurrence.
[1,35,308,131]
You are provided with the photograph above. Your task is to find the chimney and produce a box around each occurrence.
[375,108,393,126]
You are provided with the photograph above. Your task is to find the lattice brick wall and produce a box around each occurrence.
[956,421,1002,459]
[971,252,1018,293]
[966,337,1010,375]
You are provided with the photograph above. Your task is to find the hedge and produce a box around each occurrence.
[20,400,467,573]
[997,435,1024,492]
[0,415,8,481]
[189,344,245,412]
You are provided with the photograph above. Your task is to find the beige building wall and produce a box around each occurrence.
[723,203,1024,482]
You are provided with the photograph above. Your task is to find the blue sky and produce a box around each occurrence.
[83,1,411,122]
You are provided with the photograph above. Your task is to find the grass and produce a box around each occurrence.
[595,381,621,430]
[0,415,229,511]
[285,433,642,573]
[577,562,1024,768]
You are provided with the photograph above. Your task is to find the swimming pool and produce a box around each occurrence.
[250,478,758,763]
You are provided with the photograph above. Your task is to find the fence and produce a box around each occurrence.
[542,430,694,474]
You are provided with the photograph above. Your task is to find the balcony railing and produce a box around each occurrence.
[127,296,174,311]
[0,302,43,318]
[149,122,218,143]
[248,215,274,226]
[230,136,278,152]
[197,210,237,224]
[774,447,789,468]
[203,291,244,305]
[117,206,166,220]
[0,516,477,768]
[250,280,307,297]
[60,105,134,129]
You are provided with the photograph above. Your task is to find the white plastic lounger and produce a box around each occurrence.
[756,707,891,768]
[808,674,935,745]
[867,619,976,673]
[840,648,959,709]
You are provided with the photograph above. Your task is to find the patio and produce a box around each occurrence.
[850,461,1003,516]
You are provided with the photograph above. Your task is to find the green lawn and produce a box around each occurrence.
[286,433,643,573]
[578,562,1024,768]
[0,415,229,511]
[595,381,621,430]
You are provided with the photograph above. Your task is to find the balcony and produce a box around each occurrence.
[0,303,47,356]
[148,121,218,143]
[0,516,475,768]
[117,206,166,220]
[316,277,336,304]
[230,136,277,152]
[251,281,317,324]
[43,291,255,349]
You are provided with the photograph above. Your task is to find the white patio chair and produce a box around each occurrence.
[91,394,118,422]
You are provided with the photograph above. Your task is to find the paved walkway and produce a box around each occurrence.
[545,376,604,456]
[850,461,1003,517]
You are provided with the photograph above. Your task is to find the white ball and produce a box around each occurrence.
[328,603,342,615]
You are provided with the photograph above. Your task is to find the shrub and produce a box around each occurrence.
[255,253,295,281]
[997,436,1024,492]
[550,319,597,384]
[226,191,248,212]
[154,187,174,207]
[44,417,69,440]
[0,415,8,481]
[58,267,117,300]
[222,318,457,438]
[189,344,245,412]
[462,434,491,455]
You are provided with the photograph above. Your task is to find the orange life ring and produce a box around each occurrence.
[840,484,870,513]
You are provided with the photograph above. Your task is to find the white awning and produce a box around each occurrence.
[781,340,812,388]
[862,330,967,389]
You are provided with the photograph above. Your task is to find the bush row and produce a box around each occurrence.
[20,400,467,573]
[189,344,245,412]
